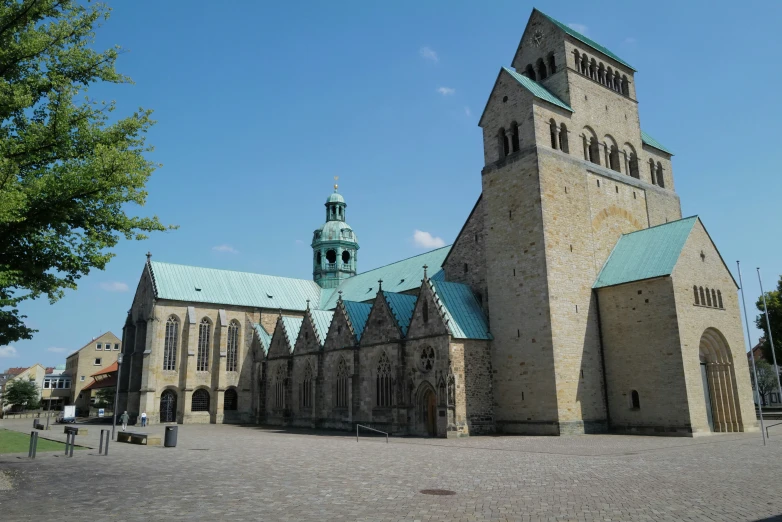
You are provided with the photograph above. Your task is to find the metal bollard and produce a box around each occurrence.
[64,433,70,456]
[99,430,104,454]
[105,434,110,456]
[32,432,38,458]
[69,433,75,457]
[28,431,36,458]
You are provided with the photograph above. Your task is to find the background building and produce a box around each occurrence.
[65,332,121,415]
[41,365,71,410]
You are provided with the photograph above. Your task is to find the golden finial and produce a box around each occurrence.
[333,175,339,191]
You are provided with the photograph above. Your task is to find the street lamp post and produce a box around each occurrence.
[111,354,123,441]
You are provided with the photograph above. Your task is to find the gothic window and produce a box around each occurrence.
[419,346,435,372]
[699,287,706,305]
[631,390,640,409]
[559,123,569,153]
[224,388,237,411]
[694,285,700,305]
[705,287,712,307]
[197,318,211,372]
[336,358,349,408]
[656,162,665,188]
[547,53,556,74]
[376,352,392,407]
[301,363,313,409]
[649,159,657,185]
[589,137,600,165]
[524,64,536,80]
[717,290,724,309]
[163,316,178,371]
[274,365,286,409]
[549,119,558,150]
[536,58,547,80]
[192,389,210,412]
[629,152,639,178]
[227,320,239,372]
[510,121,520,152]
[711,289,718,308]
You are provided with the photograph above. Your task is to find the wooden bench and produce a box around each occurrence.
[117,432,161,446]
[63,427,87,435]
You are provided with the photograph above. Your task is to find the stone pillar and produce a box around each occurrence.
[582,135,589,161]
[215,310,228,423]
[708,364,725,432]
[722,364,739,432]
[139,316,159,423]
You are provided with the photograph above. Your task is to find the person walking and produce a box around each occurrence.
[120,410,129,431]
[140,411,147,427]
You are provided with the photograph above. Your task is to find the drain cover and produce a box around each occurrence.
[420,489,456,496]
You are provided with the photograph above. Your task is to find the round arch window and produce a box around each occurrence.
[342,250,351,264]
[326,250,337,263]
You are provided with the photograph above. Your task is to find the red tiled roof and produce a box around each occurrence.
[45,367,55,374]
[90,361,118,377]
[5,367,28,375]
[81,373,117,391]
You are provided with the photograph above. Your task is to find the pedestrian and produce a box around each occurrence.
[120,410,129,431]
[141,411,147,427]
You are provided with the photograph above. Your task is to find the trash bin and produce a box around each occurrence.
[164,426,178,447]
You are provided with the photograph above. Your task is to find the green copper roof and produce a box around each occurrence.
[503,67,573,112]
[383,292,418,336]
[326,191,345,204]
[536,9,635,71]
[320,246,451,309]
[430,280,492,340]
[343,301,372,341]
[280,316,304,351]
[594,216,698,289]
[309,310,334,344]
[149,261,320,311]
[253,324,272,354]
[641,131,674,155]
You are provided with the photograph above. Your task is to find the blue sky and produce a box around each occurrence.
[3,0,781,367]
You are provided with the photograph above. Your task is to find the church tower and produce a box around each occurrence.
[312,183,359,289]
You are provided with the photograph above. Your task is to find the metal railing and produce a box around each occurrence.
[765,421,782,439]
[356,424,388,443]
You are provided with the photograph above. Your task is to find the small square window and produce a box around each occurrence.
[94,358,102,365]
[64,381,70,389]
[96,343,102,351]
[44,381,50,389]
[114,343,120,350]
[80,376,85,381]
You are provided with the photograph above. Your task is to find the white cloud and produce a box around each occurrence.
[568,23,588,35]
[437,87,455,96]
[419,46,438,62]
[0,345,18,358]
[464,106,472,117]
[413,230,446,249]
[212,244,239,254]
[100,281,129,292]
[295,239,305,245]
[623,37,637,45]
[47,347,67,353]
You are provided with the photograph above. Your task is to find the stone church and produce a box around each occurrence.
[118,9,757,437]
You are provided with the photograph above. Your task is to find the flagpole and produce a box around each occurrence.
[757,268,782,404]
[738,261,765,445]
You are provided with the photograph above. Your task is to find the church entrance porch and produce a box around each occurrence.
[160,389,177,423]
[699,328,743,433]
[413,383,438,437]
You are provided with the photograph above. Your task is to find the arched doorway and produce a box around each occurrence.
[160,389,177,423]
[699,328,743,432]
[422,388,437,437]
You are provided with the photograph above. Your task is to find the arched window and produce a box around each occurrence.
[336,357,349,408]
[597,62,605,84]
[573,50,581,69]
[549,119,558,149]
[525,64,536,80]
[498,128,509,158]
[631,390,640,409]
[547,54,556,74]
[614,71,621,92]
[192,389,210,412]
[656,162,665,188]
[163,316,178,371]
[536,58,547,80]
[628,152,639,178]
[621,75,630,95]
[606,67,614,89]
[699,287,706,305]
[608,145,620,172]
[274,365,286,409]
[197,318,210,372]
[711,289,718,308]
[589,137,600,165]
[649,159,657,185]
[717,290,724,309]
[226,320,239,372]
[581,54,589,75]
[705,287,712,307]
[694,285,700,305]
[559,123,569,153]
[301,363,313,409]
[589,58,597,80]
[510,121,520,152]
[376,352,392,407]
[224,388,237,411]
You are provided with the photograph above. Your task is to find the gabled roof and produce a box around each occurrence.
[280,317,304,351]
[309,310,334,344]
[320,246,451,309]
[430,280,492,340]
[149,261,321,311]
[253,324,272,354]
[383,292,418,336]
[594,216,698,289]
[641,131,674,156]
[535,9,635,71]
[343,301,372,341]
[502,67,574,113]
[90,361,118,377]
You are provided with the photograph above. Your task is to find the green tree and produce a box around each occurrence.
[750,360,778,407]
[3,378,39,409]
[0,1,172,345]
[95,387,114,408]
[755,275,782,366]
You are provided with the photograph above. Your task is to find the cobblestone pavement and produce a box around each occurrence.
[1,419,781,521]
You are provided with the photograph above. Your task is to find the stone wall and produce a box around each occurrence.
[442,196,489,315]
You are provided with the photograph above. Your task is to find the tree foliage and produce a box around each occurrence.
[3,378,39,408]
[95,386,114,406]
[0,1,171,345]
[750,359,779,407]
[755,275,782,366]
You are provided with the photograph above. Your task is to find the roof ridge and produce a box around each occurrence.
[620,216,698,237]
[502,67,574,112]
[353,245,452,277]
[149,260,320,286]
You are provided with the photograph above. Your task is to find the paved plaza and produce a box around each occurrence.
[1,419,781,521]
